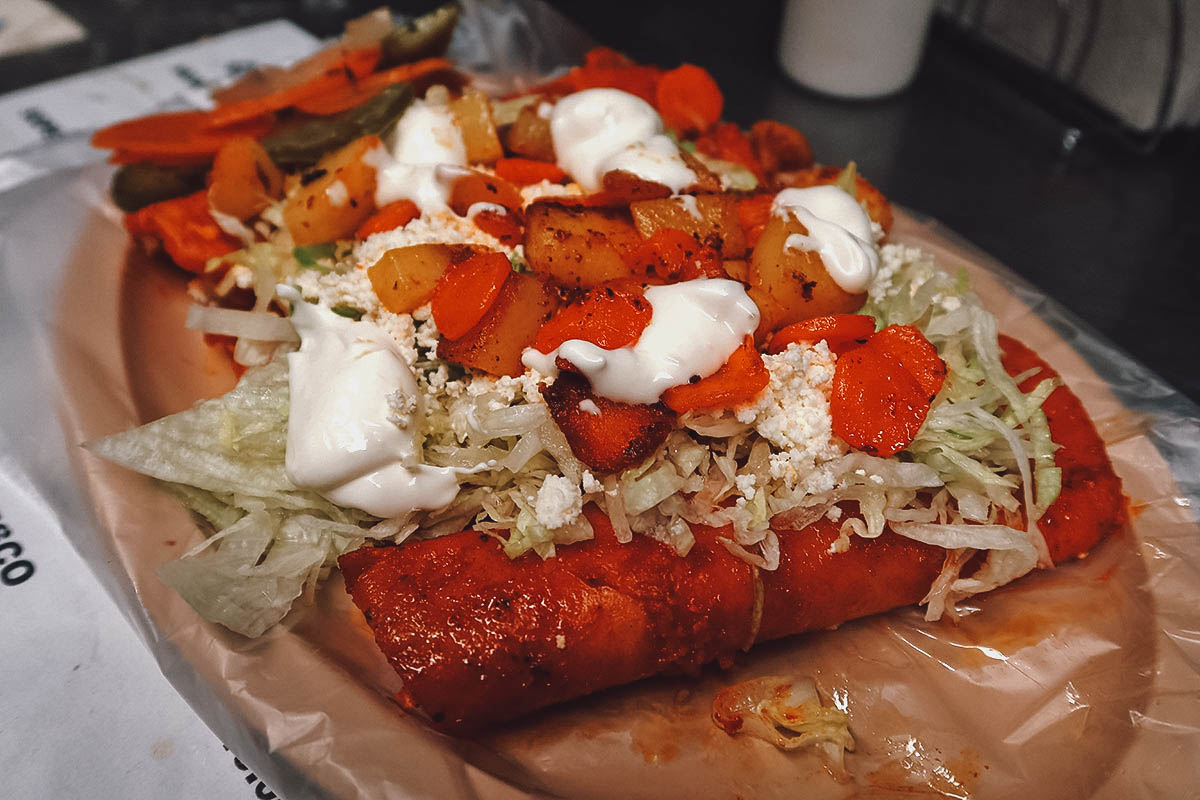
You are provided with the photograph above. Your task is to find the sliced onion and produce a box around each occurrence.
[186,305,299,343]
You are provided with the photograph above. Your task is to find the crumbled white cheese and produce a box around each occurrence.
[353,211,509,268]
[581,470,603,495]
[535,474,583,530]
[466,369,547,406]
[871,243,928,298]
[578,399,600,416]
[826,506,843,522]
[738,340,845,490]
[735,473,757,500]
[387,389,418,428]
[555,633,567,649]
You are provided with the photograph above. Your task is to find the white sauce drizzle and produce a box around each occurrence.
[675,194,702,219]
[365,99,468,215]
[465,201,508,220]
[277,285,460,517]
[522,278,760,405]
[549,88,697,192]
[771,186,879,294]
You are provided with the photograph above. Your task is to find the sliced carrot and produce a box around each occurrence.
[292,57,456,115]
[493,157,568,186]
[431,252,513,340]
[768,314,877,355]
[355,199,420,239]
[92,110,275,162]
[831,342,929,458]
[584,46,636,70]
[626,228,723,282]
[207,137,283,220]
[695,122,764,182]
[749,120,813,175]
[869,324,947,402]
[532,282,651,354]
[448,171,523,216]
[541,371,676,474]
[471,210,523,247]
[125,190,240,273]
[662,336,768,414]
[207,45,382,128]
[656,64,723,136]
[736,193,774,250]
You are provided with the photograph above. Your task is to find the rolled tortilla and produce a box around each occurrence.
[339,337,1125,732]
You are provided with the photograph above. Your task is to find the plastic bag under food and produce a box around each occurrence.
[2,1,1199,798]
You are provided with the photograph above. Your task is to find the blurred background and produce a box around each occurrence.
[2,0,1196,404]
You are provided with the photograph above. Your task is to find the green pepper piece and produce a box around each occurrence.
[110,162,207,212]
[262,83,415,168]
[380,3,460,67]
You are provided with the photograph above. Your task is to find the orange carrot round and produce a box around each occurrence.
[656,64,724,136]
[448,171,523,216]
[207,45,382,128]
[696,122,763,181]
[431,252,513,340]
[92,110,275,163]
[831,343,929,458]
[532,282,651,354]
[627,228,723,282]
[471,210,523,247]
[662,336,768,413]
[124,190,240,273]
[868,324,947,402]
[293,58,456,115]
[768,314,877,355]
[355,200,420,239]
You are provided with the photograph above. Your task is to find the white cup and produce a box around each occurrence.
[778,0,937,99]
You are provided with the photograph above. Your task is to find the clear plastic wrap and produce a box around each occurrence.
[1,2,1198,798]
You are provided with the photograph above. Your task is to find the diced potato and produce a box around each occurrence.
[504,102,555,162]
[748,213,866,334]
[208,137,283,220]
[450,88,503,165]
[367,243,481,313]
[436,272,560,376]
[524,200,642,289]
[722,259,749,283]
[629,194,746,259]
[283,135,380,246]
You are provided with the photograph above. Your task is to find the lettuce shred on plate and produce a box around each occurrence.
[90,235,1059,637]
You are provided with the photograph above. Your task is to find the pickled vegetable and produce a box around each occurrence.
[110,162,207,212]
[262,83,414,168]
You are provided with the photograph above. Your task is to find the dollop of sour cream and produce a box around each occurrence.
[550,88,697,192]
[364,98,468,215]
[277,285,460,517]
[522,278,760,405]
[771,186,879,294]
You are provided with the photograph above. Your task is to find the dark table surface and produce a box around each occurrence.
[5,0,1197,405]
